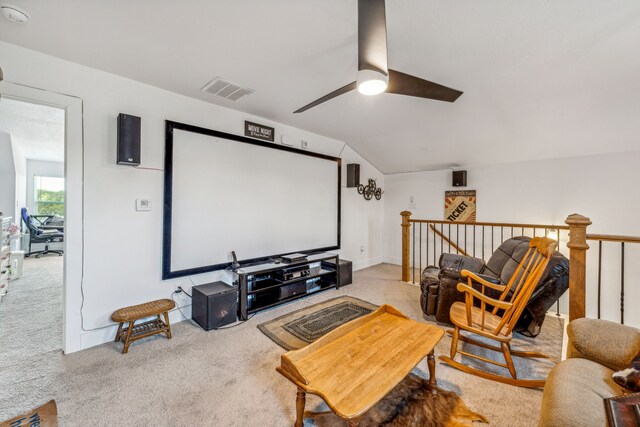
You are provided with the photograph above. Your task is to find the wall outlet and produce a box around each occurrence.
[301,140,308,150]
[408,195,416,209]
[135,199,151,211]
[360,245,365,253]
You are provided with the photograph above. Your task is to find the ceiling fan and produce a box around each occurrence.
[294,0,463,113]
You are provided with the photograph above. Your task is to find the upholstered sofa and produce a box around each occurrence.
[420,236,569,336]
[539,318,640,427]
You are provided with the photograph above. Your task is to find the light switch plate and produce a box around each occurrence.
[136,199,151,211]
[281,135,294,146]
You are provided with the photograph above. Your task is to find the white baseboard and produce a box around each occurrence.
[79,307,190,351]
[381,256,401,265]
[352,256,383,271]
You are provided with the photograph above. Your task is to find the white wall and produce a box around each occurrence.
[26,159,64,213]
[383,151,640,327]
[0,41,386,351]
[0,132,16,219]
[339,146,385,271]
[6,35,634,346]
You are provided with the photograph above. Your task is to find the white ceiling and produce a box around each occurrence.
[0,97,64,162]
[1,1,639,173]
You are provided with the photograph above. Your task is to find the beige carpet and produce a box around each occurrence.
[0,261,563,426]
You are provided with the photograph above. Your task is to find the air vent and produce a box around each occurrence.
[201,77,254,102]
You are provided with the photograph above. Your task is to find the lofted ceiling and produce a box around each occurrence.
[0,97,64,162]
[0,1,639,173]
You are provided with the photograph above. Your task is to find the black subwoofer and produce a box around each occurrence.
[192,281,238,330]
[323,258,353,287]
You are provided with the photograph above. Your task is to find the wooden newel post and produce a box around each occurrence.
[565,213,592,321]
[401,211,412,282]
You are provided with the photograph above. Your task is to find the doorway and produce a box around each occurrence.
[0,82,83,354]
[0,97,65,358]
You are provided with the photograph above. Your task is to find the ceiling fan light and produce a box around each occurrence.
[358,79,387,96]
[357,69,388,96]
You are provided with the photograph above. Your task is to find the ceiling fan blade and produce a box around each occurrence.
[293,82,357,113]
[358,0,388,74]
[387,69,463,102]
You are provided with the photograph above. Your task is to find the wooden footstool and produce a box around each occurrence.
[111,299,176,354]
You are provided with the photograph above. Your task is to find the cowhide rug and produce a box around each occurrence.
[305,374,487,427]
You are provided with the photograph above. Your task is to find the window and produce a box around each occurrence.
[34,176,65,216]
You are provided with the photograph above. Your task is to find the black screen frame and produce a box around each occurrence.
[162,120,341,280]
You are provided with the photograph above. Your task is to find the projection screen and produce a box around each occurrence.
[162,121,341,279]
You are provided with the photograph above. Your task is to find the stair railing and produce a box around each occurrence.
[402,211,640,324]
[585,231,640,324]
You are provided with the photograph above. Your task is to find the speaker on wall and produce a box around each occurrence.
[117,113,141,166]
[452,170,467,187]
[347,163,360,188]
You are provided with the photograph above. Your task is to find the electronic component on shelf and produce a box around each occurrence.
[279,282,308,299]
[276,264,310,281]
[236,252,340,321]
[279,277,322,299]
[281,253,308,263]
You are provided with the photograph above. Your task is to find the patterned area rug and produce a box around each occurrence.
[257,296,378,350]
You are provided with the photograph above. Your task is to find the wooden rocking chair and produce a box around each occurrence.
[439,236,557,388]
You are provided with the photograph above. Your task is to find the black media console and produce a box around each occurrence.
[237,252,340,320]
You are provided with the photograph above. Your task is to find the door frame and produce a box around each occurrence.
[0,82,84,354]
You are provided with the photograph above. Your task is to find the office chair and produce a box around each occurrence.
[21,207,64,258]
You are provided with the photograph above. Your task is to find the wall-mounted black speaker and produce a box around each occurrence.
[452,170,467,187]
[117,113,141,166]
[192,281,238,331]
[347,163,360,188]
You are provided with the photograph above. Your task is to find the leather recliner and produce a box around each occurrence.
[420,236,569,337]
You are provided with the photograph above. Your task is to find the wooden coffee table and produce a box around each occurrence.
[276,304,444,426]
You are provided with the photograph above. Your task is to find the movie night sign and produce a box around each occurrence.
[244,121,275,142]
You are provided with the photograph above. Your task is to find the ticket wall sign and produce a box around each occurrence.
[445,190,476,222]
